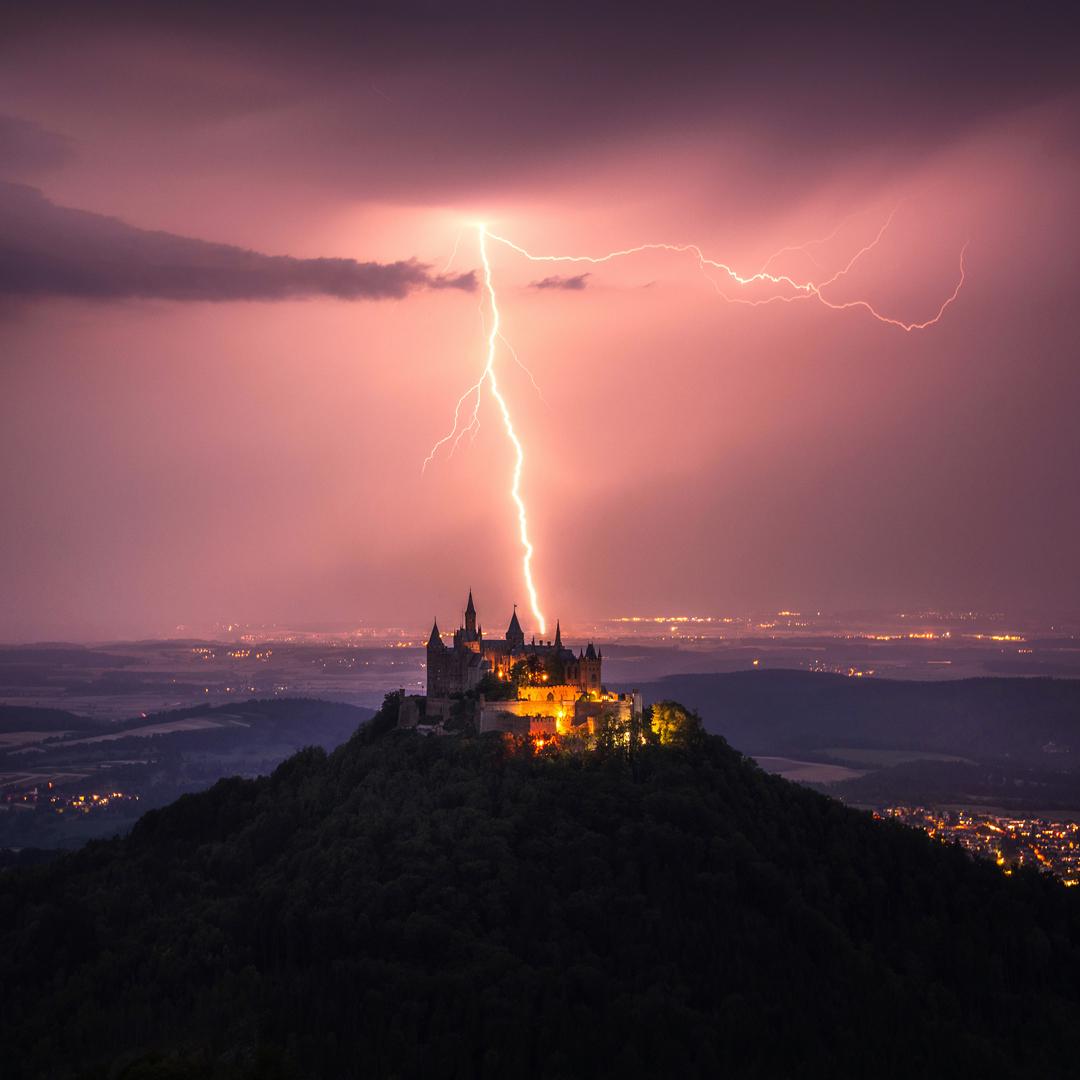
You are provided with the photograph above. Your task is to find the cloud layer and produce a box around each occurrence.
[0,115,74,177]
[0,183,475,302]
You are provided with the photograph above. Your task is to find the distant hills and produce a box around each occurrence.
[0,699,373,849]
[640,670,1080,760]
[639,671,1080,811]
[3,693,1080,1077]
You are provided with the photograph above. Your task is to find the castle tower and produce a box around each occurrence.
[426,619,447,698]
[506,606,525,650]
[454,590,482,653]
[582,642,602,696]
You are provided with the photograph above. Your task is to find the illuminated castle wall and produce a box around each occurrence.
[477,688,642,739]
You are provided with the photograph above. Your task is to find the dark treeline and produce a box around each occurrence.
[0,705,97,734]
[3,694,1080,1078]
[828,757,1080,811]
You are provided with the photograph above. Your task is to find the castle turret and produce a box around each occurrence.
[464,589,477,637]
[581,641,602,695]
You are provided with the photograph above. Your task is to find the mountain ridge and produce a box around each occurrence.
[639,670,1080,759]
[3,693,1080,1078]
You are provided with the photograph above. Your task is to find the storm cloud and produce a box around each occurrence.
[530,273,590,291]
[0,115,74,177]
[1,3,1079,640]
[0,183,476,302]
[4,5,1075,207]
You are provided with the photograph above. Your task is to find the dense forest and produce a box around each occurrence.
[4,693,1080,1078]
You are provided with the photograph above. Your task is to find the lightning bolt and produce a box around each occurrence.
[754,208,870,276]
[441,226,465,274]
[425,212,967,636]
[424,225,547,635]
[480,228,546,635]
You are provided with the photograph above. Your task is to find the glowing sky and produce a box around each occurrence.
[1,4,1078,640]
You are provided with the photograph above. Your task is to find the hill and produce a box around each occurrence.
[3,693,1080,1078]
[640,671,1080,810]
[640,671,1080,760]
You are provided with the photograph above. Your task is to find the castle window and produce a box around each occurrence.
[546,692,554,701]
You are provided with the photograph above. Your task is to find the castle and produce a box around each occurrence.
[426,590,602,699]
[406,590,640,737]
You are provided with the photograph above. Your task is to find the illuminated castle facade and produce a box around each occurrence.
[415,590,640,737]
[426,590,602,699]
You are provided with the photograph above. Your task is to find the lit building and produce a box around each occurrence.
[426,590,602,699]
[405,590,640,735]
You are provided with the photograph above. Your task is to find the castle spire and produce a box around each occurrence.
[506,605,524,647]
[464,589,477,636]
[427,619,445,649]
[554,620,562,648]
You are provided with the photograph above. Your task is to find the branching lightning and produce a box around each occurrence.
[424,213,968,637]
[497,332,548,405]
[486,211,967,332]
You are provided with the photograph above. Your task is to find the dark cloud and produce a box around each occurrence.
[531,273,590,291]
[2,5,1075,206]
[0,116,74,177]
[0,183,475,302]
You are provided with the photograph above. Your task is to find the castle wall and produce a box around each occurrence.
[479,698,575,736]
[517,683,580,703]
[426,646,485,698]
[479,692,638,737]
[399,696,424,728]
[476,710,531,736]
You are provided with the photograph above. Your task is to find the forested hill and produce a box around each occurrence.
[4,696,1080,1079]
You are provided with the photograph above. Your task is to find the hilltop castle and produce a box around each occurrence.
[406,590,640,737]
[426,590,602,699]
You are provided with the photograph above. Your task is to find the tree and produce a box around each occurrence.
[476,672,515,701]
[650,701,703,745]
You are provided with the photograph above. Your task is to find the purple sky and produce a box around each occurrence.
[1,4,1078,640]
